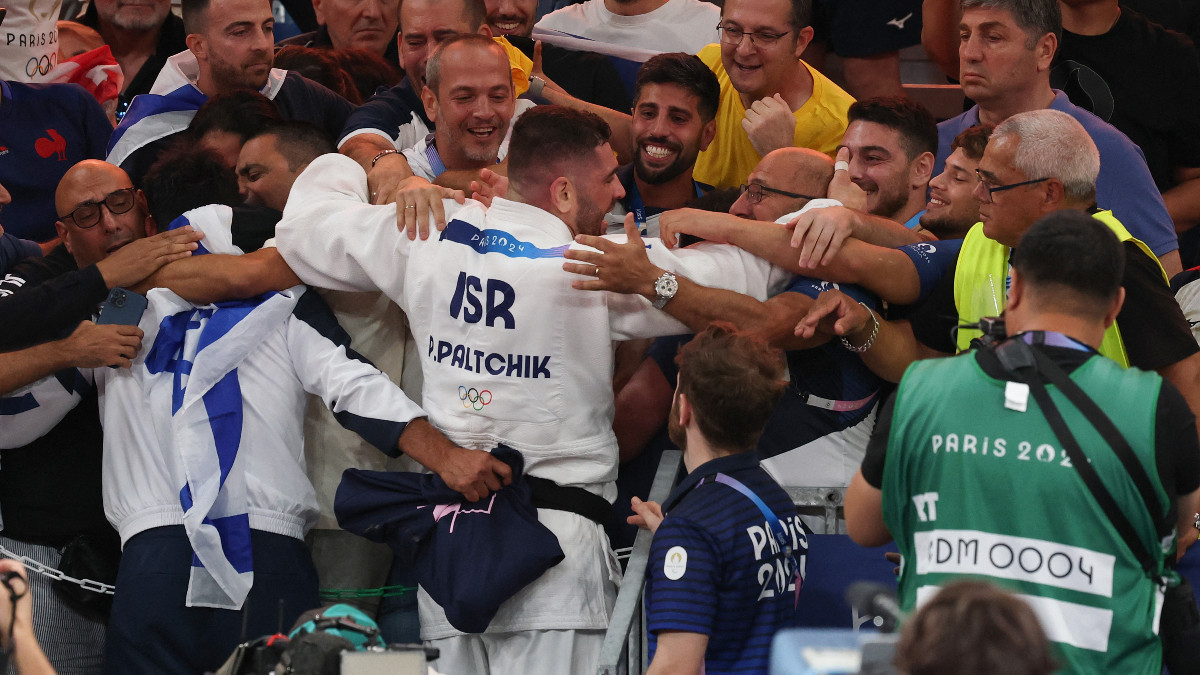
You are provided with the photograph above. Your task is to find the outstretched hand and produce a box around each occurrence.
[562,214,661,296]
[96,226,204,288]
[788,205,860,269]
[658,208,738,249]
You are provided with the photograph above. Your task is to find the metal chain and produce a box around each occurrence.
[0,542,115,595]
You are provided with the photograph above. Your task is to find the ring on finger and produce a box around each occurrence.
[594,266,601,277]
[834,160,849,172]
[405,204,416,210]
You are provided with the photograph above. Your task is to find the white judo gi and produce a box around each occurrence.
[274,153,791,671]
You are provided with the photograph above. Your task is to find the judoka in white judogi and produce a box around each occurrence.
[273,153,793,672]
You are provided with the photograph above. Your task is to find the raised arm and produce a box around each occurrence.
[276,154,420,298]
[788,205,928,268]
[658,210,925,304]
[0,228,202,351]
[563,215,792,340]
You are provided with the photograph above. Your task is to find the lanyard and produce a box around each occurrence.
[425,137,501,180]
[1017,331,1094,353]
[425,138,447,179]
[703,472,802,608]
[628,179,705,235]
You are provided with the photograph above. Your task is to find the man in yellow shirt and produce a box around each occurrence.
[693,0,855,189]
[532,0,853,192]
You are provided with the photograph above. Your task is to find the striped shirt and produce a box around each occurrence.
[645,452,809,673]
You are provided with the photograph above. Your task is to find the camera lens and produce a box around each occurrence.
[113,291,126,308]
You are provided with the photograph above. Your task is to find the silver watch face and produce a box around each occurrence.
[655,274,678,298]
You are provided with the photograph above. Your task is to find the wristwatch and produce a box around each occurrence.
[528,75,547,99]
[651,271,678,309]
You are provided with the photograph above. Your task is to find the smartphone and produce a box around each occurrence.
[97,288,148,326]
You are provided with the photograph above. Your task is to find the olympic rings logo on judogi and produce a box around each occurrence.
[459,386,493,410]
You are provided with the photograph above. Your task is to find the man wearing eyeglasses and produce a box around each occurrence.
[0,171,204,354]
[0,161,203,674]
[572,146,889,532]
[931,0,1179,278]
[796,110,1200,419]
[692,0,855,191]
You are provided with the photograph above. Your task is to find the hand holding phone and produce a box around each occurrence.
[97,288,148,326]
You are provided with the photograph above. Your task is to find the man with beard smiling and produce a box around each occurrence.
[607,53,718,237]
[107,0,354,187]
[484,0,538,37]
[765,95,939,268]
[398,35,534,182]
[840,97,936,229]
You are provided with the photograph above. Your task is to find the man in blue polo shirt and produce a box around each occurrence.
[630,324,808,674]
[936,0,1180,276]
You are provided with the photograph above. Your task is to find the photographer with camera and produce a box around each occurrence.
[843,211,1200,674]
[0,559,55,675]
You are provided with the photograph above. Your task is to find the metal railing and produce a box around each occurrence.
[595,452,849,674]
[786,486,847,534]
[596,449,683,675]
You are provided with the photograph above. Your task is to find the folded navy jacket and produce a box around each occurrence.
[334,445,565,633]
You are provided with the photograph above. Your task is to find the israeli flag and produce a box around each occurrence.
[107,51,287,169]
[141,205,300,609]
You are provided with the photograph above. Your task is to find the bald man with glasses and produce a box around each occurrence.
[0,161,203,353]
[0,161,202,673]
[574,146,889,532]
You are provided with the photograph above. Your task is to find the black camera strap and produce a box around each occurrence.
[981,339,1165,582]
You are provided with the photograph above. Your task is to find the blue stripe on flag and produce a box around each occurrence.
[145,310,207,414]
[107,84,208,154]
[188,515,254,574]
[202,370,243,485]
[210,514,253,574]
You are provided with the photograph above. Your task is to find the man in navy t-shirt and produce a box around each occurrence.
[630,324,808,674]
